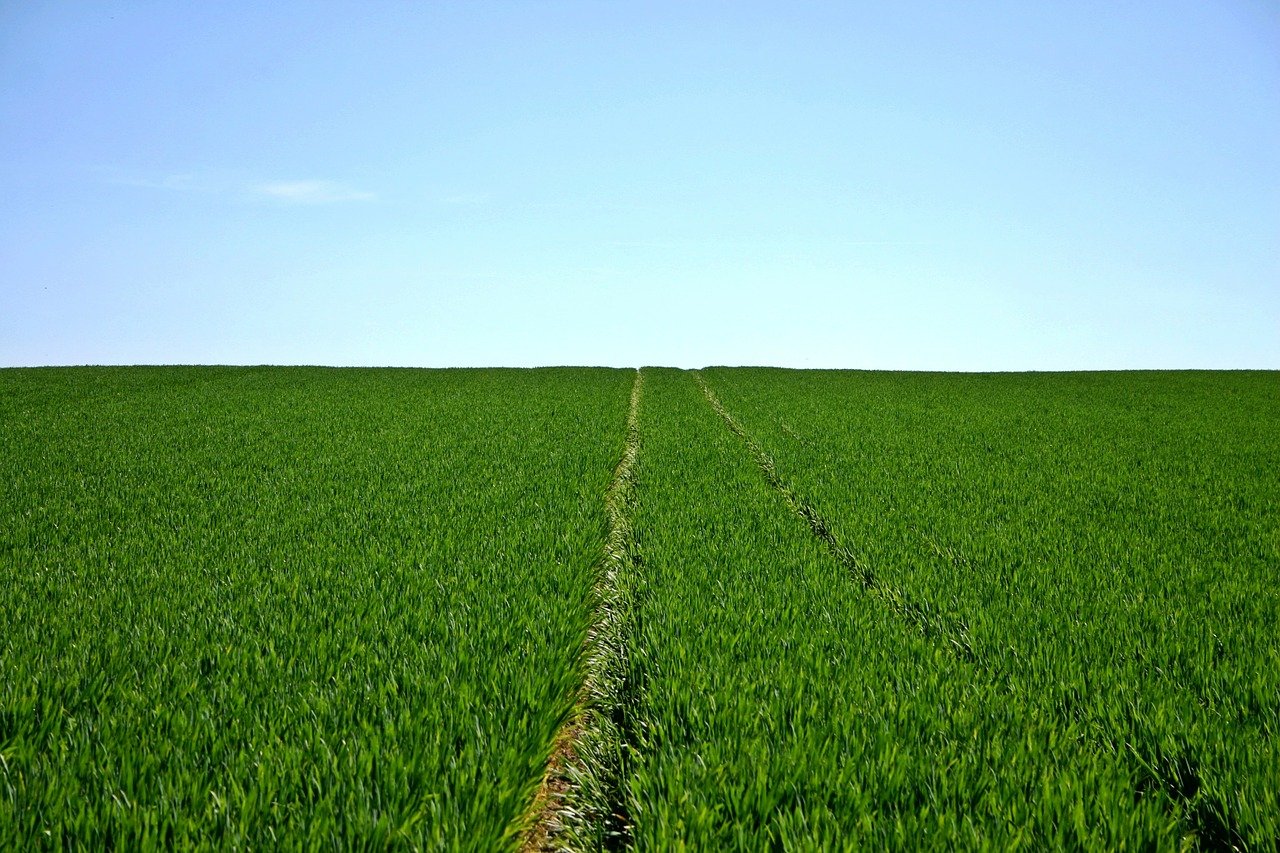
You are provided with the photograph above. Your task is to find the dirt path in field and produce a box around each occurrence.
[517,368,642,852]
[693,370,976,660]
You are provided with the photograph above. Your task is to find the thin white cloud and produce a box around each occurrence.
[256,180,375,204]
[102,169,374,204]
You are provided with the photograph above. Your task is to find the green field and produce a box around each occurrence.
[1,366,1276,849]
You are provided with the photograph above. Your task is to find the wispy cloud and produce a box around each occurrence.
[255,180,375,204]
[103,169,374,204]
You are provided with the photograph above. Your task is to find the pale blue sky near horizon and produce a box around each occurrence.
[2,1,1277,370]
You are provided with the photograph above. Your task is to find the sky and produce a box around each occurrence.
[1,1,1277,370]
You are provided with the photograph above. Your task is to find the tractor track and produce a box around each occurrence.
[516,369,643,852]
[693,371,976,661]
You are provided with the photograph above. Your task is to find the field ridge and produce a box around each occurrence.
[517,369,643,851]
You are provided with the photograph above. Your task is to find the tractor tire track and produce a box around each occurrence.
[516,369,643,852]
[694,371,978,659]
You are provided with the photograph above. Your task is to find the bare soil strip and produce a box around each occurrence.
[516,369,643,852]
[693,371,976,661]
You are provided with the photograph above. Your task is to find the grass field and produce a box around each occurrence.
[1,366,1276,849]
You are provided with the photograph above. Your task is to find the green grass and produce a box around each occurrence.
[2,365,1276,848]
[0,366,634,848]
[622,369,1228,848]
[698,367,1280,848]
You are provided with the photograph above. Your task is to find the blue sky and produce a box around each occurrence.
[2,1,1277,369]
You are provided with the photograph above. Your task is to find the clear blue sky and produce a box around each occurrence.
[2,1,1277,369]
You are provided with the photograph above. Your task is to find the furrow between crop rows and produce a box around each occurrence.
[694,372,976,660]
[517,369,643,852]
